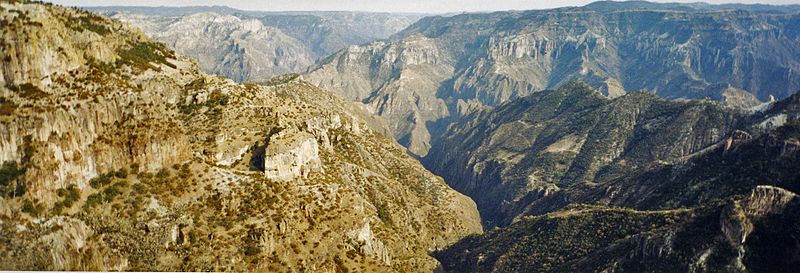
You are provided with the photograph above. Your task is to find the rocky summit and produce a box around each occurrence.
[0,2,479,271]
[306,2,800,156]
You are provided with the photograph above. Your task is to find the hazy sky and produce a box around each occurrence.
[46,0,800,13]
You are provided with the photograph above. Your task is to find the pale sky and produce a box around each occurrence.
[46,0,800,13]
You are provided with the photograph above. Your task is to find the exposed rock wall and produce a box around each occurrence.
[307,4,800,156]
[264,132,322,181]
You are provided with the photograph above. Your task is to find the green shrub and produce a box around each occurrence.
[376,203,393,225]
[89,173,113,188]
[0,161,23,188]
[155,168,170,179]
[21,199,43,216]
[0,161,25,197]
[84,193,103,208]
[114,168,128,179]
[52,185,81,214]
[130,163,140,174]
[84,181,127,209]
[8,83,47,99]
[776,119,800,139]
[66,13,111,35]
[0,97,17,116]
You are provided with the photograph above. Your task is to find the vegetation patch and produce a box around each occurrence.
[66,13,111,35]
[0,161,26,198]
[257,73,301,87]
[116,41,177,72]
[52,184,81,215]
[8,83,47,99]
[180,90,229,115]
[84,181,128,209]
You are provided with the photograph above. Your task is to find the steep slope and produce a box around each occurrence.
[91,6,423,82]
[0,2,480,271]
[430,82,800,271]
[425,82,745,226]
[306,2,800,156]
[435,186,800,273]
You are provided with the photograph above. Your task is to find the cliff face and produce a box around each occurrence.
[306,4,800,156]
[0,2,480,272]
[111,12,316,82]
[94,7,424,83]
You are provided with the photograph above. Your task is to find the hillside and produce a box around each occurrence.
[0,2,480,271]
[435,186,800,272]
[425,82,747,226]
[428,81,800,271]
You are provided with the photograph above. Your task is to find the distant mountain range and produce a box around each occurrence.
[306,1,800,156]
[87,6,425,82]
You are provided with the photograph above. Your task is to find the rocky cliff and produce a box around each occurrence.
[306,3,800,156]
[110,12,316,82]
[0,2,480,271]
[91,6,423,82]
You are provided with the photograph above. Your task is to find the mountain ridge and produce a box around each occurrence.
[307,2,800,156]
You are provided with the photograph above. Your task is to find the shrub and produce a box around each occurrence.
[0,161,25,197]
[155,168,170,179]
[8,83,47,99]
[66,13,111,35]
[0,161,23,188]
[52,185,81,214]
[89,173,113,188]
[0,97,16,116]
[84,193,103,209]
[114,168,128,179]
[21,199,43,216]
[129,163,140,174]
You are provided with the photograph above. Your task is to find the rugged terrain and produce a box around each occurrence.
[428,82,800,271]
[435,185,800,272]
[90,6,423,82]
[306,2,800,156]
[0,2,480,271]
[425,82,747,226]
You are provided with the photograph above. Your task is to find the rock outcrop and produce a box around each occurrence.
[263,131,321,181]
